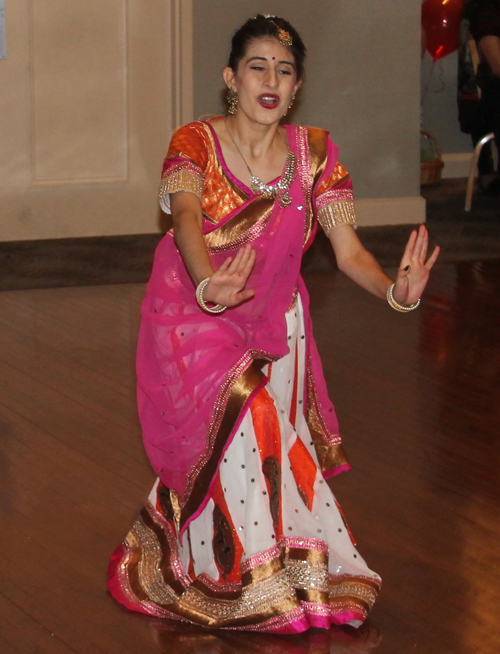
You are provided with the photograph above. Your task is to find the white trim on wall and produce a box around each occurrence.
[442,142,498,179]
[355,196,426,226]
[441,152,472,179]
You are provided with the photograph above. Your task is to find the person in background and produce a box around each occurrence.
[464,0,500,195]
[457,6,497,194]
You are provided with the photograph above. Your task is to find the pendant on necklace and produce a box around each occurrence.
[225,118,296,207]
[279,192,292,207]
[249,150,296,207]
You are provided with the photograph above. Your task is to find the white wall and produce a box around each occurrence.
[421,50,472,155]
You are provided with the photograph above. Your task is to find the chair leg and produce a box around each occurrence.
[465,132,495,211]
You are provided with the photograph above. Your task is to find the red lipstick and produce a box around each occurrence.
[258,94,279,109]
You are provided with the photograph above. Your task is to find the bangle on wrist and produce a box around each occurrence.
[196,277,227,314]
[386,282,420,312]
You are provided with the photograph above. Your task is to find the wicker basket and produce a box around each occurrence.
[420,131,444,185]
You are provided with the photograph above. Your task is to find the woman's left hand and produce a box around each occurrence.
[393,225,440,305]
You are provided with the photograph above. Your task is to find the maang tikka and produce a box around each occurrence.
[263,15,293,46]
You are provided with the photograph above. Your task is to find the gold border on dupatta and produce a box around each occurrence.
[305,356,350,473]
[296,126,314,246]
[176,358,269,532]
[298,127,329,246]
[204,197,274,251]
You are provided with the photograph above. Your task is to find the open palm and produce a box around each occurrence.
[204,243,256,308]
[393,225,440,305]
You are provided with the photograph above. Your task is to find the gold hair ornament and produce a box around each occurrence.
[262,15,293,46]
[275,26,293,47]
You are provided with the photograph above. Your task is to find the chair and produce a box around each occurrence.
[465,132,495,211]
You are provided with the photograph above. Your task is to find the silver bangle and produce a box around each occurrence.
[386,282,420,312]
[196,277,227,314]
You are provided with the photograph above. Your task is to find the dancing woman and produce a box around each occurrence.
[108,15,439,633]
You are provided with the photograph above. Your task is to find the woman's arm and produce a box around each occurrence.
[328,223,440,306]
[170,191,255,307]
[170,191,214,285]
[479,35,500,77]
[327,224,392,298]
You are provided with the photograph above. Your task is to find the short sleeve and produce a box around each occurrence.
[159,122,208,214]
[313,161,357,233]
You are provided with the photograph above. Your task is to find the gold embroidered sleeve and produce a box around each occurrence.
[159,161,205,214]
[317,198,357,233]
[315,187,357,234]
[314,159,357,234]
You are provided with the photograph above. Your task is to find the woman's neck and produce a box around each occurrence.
[224,114,285,159]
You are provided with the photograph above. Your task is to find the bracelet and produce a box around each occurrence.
[386,283,420,312]
[196,277,227,314]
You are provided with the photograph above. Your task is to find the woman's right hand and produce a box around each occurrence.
[203,243,256,308]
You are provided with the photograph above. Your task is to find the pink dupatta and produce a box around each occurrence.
[136,124,349,532]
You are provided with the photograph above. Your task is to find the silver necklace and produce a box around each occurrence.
[225,119,295,207]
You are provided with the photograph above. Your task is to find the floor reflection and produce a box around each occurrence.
[150,621,382,654]
[417,260,500,652]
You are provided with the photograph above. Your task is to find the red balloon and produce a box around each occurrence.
[422,0,463,61]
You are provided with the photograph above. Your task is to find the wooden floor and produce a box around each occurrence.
[1,260,499,653]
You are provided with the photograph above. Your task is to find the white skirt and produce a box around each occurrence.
[108,296,381,633]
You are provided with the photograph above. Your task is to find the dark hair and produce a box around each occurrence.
[228,15,307,80]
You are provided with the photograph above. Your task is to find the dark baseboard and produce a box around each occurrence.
[0,228,415,292]
[2,195,500,292]
[0,233,163,291]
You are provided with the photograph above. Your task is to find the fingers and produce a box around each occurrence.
[393,228,439,305]
[226,243,250,273]
[210,244,256,304]
[239,243,255,272]
[226,243,256,279]
[218,256,233,272]
[243,248,256,278]
[425,245,440,270]
[412,225,427,262]
[418,226,429,263]
[400,229,418,269]
[235,288,255,302]
[224,246,244,273]
[400,225,439,272]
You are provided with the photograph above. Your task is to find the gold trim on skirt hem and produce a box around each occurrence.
[113,502,380,630]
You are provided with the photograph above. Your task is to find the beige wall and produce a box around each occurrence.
[0,0,192,242]
[193,1,424,225]
[0,0,422,240]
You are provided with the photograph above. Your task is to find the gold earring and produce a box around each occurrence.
[283,94,296,117]
[227,89,238,115]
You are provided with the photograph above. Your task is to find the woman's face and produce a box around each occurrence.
[224,37,302,125]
